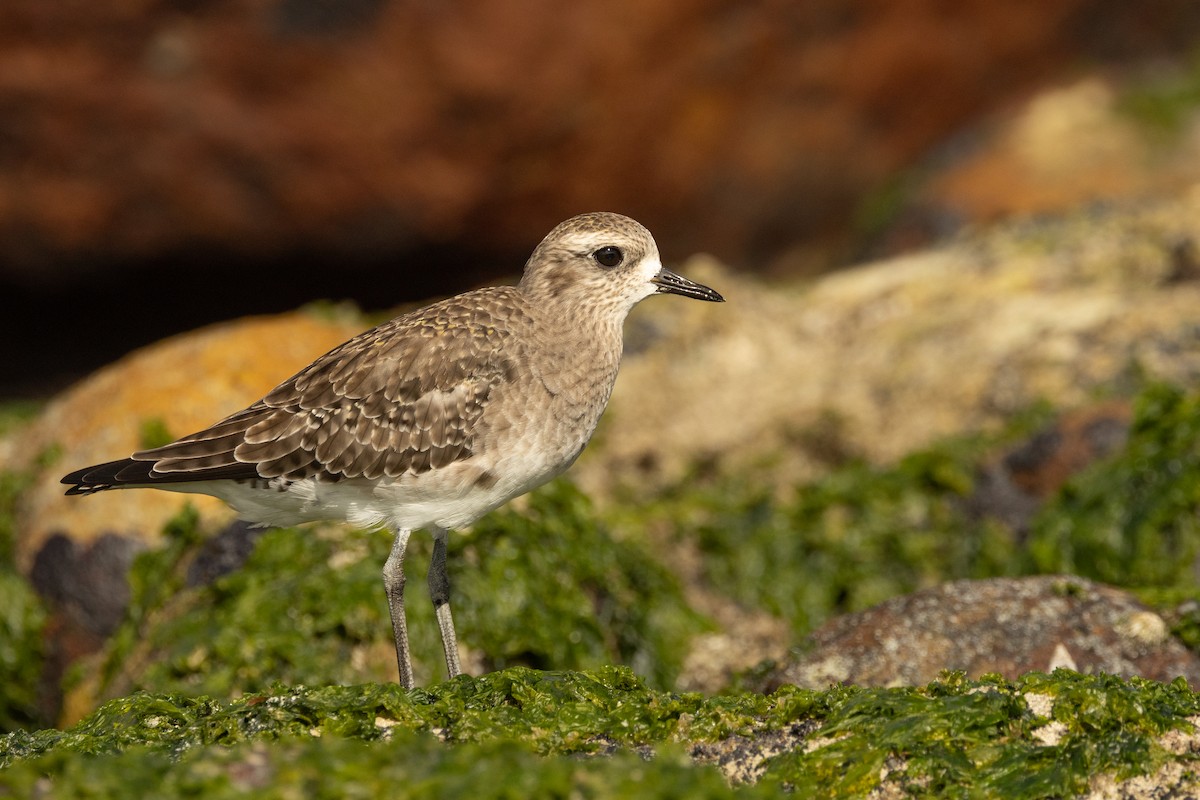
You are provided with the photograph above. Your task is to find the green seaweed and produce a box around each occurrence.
[0,572,45,733]
[137,417,176,451]
[681,436,1021,635]
[457,481,706,684]
[0,400,40,439]
[1026,383,1200,588]
[1158,592,1200,652]
[3,669,1198,798]
[9,380,1200,794]
[0,729,748,800]
[96,503,205,695]
[0,457,51,732]
[763,671,1200,798]
[668,383,1200,640]
[0,445,60,570]
[4,667,779,767]
[1117,52,1200,137]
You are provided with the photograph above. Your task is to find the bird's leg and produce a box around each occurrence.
[428,527,462,680]
[383,528,414,689]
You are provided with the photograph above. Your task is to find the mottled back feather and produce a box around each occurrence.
[64,289,526,492]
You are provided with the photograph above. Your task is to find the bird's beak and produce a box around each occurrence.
[651,268,725,302]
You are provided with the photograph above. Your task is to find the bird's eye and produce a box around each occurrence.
[593,246,623,268]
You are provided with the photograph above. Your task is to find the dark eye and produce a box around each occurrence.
[593,246,623,268]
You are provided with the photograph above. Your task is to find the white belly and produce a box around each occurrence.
[162,423,586,534]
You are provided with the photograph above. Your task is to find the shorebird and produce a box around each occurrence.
[61,212,724,688]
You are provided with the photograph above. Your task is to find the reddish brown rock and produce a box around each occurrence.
[763,576,1200,691]
[874,77,1200,259]
[3,1,1199,284]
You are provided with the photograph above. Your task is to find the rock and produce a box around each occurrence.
[920,78,1200,233]
[3,2,1198,283]
[763,576,1200,691]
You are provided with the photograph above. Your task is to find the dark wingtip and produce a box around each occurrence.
[63,483,107,496]
[60,458,149,495]
[61,455,261,495]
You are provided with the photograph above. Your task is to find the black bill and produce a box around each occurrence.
[651,268,725,302]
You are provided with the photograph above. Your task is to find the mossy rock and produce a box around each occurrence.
[5,668,1200,798]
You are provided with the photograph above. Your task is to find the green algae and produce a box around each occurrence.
[0,458,49,732]
[0,731,747,800]
[1117,52,1200,137]
[456,482,707,684]
[97,481,705,702]
[2,667,780,772]
[6,381,1200,793]
[0,401,40,439]
[0,445,59,570]
[678,432,1024,635]
[1025,383,1200,588]
[764,671,1200,798]
[136,417,175,451]
[1158,592,1200,652]
[3,668,1199,798]
[91,382,1200,712]
[0,572,45,732]
[664,383,1200,640]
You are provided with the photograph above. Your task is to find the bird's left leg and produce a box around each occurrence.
[428,526,462,679]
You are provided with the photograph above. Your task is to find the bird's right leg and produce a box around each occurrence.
[382,528,414,689]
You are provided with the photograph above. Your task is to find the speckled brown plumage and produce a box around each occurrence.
[68,291,530,491]
[61,211,724,688]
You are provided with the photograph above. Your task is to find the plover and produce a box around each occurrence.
[61,212,724,688]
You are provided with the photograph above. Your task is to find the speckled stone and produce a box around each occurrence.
[762,576,1200,691]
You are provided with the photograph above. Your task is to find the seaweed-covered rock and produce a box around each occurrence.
[5,668,1200,798]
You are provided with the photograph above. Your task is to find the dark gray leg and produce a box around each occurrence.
[428,527,462,679]
[383,528,414,689]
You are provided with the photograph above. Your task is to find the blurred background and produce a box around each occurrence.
[6,0,1200,398]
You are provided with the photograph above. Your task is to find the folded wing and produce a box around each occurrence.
[62,294,521,494]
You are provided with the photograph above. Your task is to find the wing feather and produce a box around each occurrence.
[62,288,527,493]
